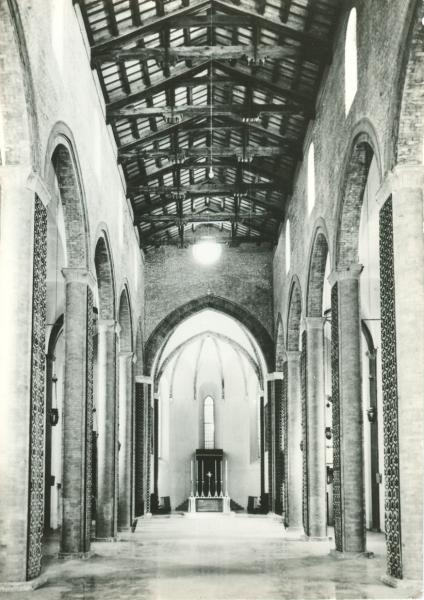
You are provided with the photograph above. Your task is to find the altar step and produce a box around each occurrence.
[230,499,245,513]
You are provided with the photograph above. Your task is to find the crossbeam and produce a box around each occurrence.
[141,235,274,247]
[120,145,286,161]
[128,182,280,195]
[108,103,302,121]
[137,212,271,223]
[93,44,302,64]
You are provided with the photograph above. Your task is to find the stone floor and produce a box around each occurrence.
[1,514,422,600]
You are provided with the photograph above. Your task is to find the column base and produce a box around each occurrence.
[283,527,307,540]
[330,548,374,559]
[304,535,330,542]
[93,536,117,542]
[0,574,48,592]
[118,526,132,532]
[58,549,94,560]
[381,574,423,595]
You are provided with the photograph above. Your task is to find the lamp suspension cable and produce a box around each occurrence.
[208,6,214,181]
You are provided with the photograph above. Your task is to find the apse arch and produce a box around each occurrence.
[306,221,331,317]
[286,276,302,352]
[144,295,274,375]
[45,123,90,269]
[334,127,382,270]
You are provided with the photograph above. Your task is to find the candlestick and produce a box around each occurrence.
[214,460,218,497]
[201,460,204,497]
[190,459,193,496]
[225,459,228,497]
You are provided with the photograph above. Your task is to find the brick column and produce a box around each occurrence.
[118,352,134,531]
[286,351,303,534]
[0,177,45,585]
[379,166,424,580]
[329,264,366,554]
[96,319,117,540]
[60,267,95,557]
[305,318,327,539]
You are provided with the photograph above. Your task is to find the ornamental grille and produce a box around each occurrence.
[379,197,402,579]
[27,196,47,580]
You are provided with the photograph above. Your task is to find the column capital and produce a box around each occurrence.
[267,371,284,381]
[26,170,51,208]
[62,267,96,289]
[376,164,424,207]
[286,350,301,362]
[135,375,152,385]
[97,318,117,333]
[328,263,363,286]
[305,316,325,330]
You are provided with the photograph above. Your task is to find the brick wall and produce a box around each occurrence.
[145,245,273,340]
[273,0,417,330]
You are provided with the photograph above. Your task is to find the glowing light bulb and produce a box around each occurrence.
[192,239,222,265]
[208,165,215,180]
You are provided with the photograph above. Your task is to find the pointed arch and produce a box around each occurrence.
[334,127,382,270]
[94,232,116,320]
[45,124,91,270]
[144,294,274,375]
[306,222,330,317]
[286,276,302,352]
[118,285,133,352]
[275,313,286,370]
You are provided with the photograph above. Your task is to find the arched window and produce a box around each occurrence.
[307,142,315,214]
[345,8,358,115]
[203,396,215,449]
[285,219,291,274]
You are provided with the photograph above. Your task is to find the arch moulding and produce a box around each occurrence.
[144,294,275,376]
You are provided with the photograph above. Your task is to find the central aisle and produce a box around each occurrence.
[5,515,419,600]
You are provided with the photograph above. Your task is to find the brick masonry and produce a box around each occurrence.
[145,246,273,341]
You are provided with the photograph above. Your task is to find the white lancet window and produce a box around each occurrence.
[307,142,315,214]
[285,219,291,274]
[345,8,358,115]
[203,396,215,449]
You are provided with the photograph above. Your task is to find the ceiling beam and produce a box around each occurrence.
[118,117,301,157]
[90,0,329,60]
[137,212,272,224]
[91,0,211,54]
[93,44,303,64]
[120,144,287,161]
[134,192,284,218]
[107,103,305,121]
[128,182,281,195]
[141,235,274,247]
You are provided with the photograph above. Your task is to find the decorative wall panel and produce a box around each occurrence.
[27,197,47,580]
[379,197,402,579]
[301,330,309,535]
[85,287,94,547]
[331,283,343,552]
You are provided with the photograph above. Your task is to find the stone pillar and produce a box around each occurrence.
[118,352,133,531]
[305,317,327,539]
[96,319,117,540]
[330,264,366,554]
[286,351,303,533]
[60,267,94,557]
[382,166,424,580]
[0,175,44,585]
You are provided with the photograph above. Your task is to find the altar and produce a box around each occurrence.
[188,449,231,513]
